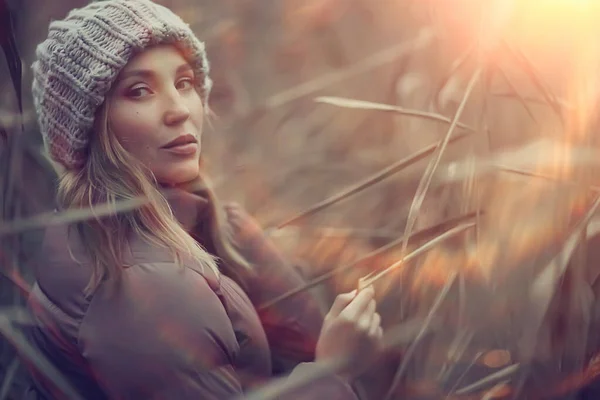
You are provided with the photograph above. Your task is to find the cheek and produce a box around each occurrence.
[110,109,157,153]
[188,95,205,130]
[192,113,204,135]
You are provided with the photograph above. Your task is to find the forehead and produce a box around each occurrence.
[121,44,190,73]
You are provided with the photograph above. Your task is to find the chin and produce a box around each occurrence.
[156,165,200,187]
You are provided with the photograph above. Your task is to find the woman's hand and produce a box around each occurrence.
[224,202,265,244]
[315,286,384,381]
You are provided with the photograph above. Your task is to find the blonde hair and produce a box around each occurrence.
[57,100,253,296]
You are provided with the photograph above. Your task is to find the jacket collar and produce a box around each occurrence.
[160,184,210,233]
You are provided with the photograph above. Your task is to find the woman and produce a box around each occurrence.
[24,0,383,399]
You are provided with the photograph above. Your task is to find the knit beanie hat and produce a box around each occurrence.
[31,0,212,170]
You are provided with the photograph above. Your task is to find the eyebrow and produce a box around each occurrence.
[116,63,194,84]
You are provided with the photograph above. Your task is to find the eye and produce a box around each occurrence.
[176,77,195,91]
[127,85,152,99]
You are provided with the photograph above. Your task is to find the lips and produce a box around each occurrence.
[162,134,197,149]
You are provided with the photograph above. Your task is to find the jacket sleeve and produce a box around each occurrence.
[225,204,328,372]
[77,263,356,400]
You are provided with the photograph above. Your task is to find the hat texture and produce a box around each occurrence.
[32,0,212,170]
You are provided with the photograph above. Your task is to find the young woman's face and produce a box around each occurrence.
[107,44,204,186]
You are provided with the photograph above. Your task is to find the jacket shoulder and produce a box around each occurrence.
[77,261,242,397]
[80,261,240,363]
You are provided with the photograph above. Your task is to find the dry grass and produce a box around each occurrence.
[3,0,600,399]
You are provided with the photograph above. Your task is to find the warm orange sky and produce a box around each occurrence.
[435,0,599,57]
[498,0,600,143]
[436,0,600,128]
[507,0,599,50]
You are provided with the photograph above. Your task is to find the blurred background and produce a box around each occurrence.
[3,0,600,398]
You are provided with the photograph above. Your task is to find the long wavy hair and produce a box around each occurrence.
[56,97,253,296]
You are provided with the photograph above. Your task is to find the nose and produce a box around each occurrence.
[163,90,190,126]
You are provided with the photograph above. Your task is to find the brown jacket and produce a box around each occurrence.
[24,189,357,399]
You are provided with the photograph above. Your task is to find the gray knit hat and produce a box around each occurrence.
[32,0,212,170]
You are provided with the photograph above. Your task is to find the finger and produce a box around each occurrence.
[368,312,381,336]
[224,201,242,211]
[225,207,243,222]
[340,286,375,320]
[357,299,376,331]
[224,203,245,219]
[376,326,384,344]
[327,290,357,317]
